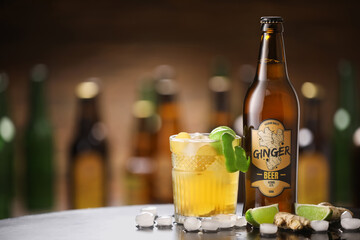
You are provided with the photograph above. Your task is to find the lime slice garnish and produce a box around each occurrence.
[295,203,332,221]
[245,204,279,227]
[209,126,236,154]
[209,126,236,140]
[209,126,250,173]
[221,133,238,172]
[234,145,250,173]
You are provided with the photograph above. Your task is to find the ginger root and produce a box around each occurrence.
[274,212,310,230]
[318,202,353,221]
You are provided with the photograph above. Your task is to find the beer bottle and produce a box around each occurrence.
[24,64,54,211]
[153,65,180,203]
[0,73,16,219]
[125,78,157,204]
[208,58,232,130]
[353,127,360,207]
[69,80,108,209]
[332,60,358,206]
[243,17,299,213]
[298,82,329,203]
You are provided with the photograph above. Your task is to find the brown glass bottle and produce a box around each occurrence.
[208,58,232,130]
[298,83,329,204]
[125,79,157,204]
[68,80,108,209]
[243,17,299,213]
[153,65,180,203]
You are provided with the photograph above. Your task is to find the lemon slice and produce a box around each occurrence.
[170,132,190,154]
[196,145,217,156]
[194,145,217,171]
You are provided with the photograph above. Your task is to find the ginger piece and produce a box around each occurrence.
[274,212,310,230]
[318,202,353,221]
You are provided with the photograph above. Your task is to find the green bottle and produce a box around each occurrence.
[24,64,54,211]
[332,60,359,206]
[0,73,16,219]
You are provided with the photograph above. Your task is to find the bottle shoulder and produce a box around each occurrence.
[243,79,299,128]
[244,80,299,107]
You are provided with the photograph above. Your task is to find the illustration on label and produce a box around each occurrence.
[251,119,291,197]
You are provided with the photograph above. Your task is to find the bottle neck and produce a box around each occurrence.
[256,26,288,82]
[304,99,322,151]
[133,117,153,157]
[0,91,8,117]
[158,94,178,121]
[76,98,99,134]
[214,91,230,112]
[29,80,47,121]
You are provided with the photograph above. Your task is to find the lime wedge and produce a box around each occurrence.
[209,126,236,140]
[209,126,250,173]
[295,203,332,221]
[209,126,236,154]
[245,204,279,227]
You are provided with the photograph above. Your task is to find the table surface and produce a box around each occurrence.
[0,204,359,240]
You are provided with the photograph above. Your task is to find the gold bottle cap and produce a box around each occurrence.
[301,82,324,100]
[76,79,100,99]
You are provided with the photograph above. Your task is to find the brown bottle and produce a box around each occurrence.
[208,58,232,130]
[153,65,180,203]
[125,79,157,204]
[243,17,299,213]
[68,80,108,209]
[298,82,329,204]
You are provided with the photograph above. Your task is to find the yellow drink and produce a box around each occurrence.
[170,133,239,223]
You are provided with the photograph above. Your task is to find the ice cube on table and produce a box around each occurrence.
[341,211,353,219]
[140,206,157,216]
[260,223,278,235]
[341,218,360,230]
[184,217,201,232]
[156,215,173,227]
[135,212,155,228]
[201,219,219,232]
[310,220,329,232]
[235,216,247,228]
[212,214,236,228]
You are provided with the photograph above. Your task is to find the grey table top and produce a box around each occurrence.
[0,204,359,240]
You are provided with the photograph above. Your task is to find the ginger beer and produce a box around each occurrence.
[243,17,299,213]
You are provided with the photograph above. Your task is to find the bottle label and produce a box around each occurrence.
[250,119,291,197]
[74,152,105,208]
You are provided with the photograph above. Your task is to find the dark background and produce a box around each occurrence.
[0,0,359,215]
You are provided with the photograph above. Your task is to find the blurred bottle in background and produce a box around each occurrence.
[233,64,256,135]
[353,127,360,207]
[298,82,329,204]
[153,65,180,203]
[24,64,54,211]
[234,64,256,204]
[208,58,232,130]
[68,79,108,209]
[332,60,358,207]
[0,73,16,219]
[125,77,158,204]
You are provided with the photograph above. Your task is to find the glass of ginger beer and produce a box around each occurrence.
[170,132,240,223]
